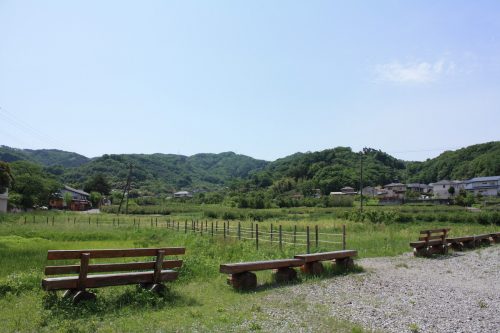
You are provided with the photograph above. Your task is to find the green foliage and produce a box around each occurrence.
[9,161,61,209]
[84,174,111,195]
[0,161,13,193]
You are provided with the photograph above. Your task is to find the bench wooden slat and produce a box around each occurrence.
[419,229,449,234]
[474,234,492,239]
[418,235,446,241]
[410,239,445,248]
[42,270,178,291]
[220,259,304,274]
[446,236,474,243]
[47,247,185,260]
[44,260,183,275]
[294,250,357,263]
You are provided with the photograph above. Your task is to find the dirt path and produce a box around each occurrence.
[258,246,500,333]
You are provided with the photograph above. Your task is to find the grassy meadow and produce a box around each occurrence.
[0,206,498,332]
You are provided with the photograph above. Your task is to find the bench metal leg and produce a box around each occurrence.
[414,247,429,257]
[64,289,96,304]
[274,267,297,283]
[140,283,166,293]
[228,272,257,290]
[480,238,492,246]
[463,240,476,249]
[301,261,324,275]
[450,242,464,251]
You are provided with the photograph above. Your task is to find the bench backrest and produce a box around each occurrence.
[418,229,449,244]
[45,247,185,289]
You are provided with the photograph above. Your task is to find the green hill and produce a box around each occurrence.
[0,146,89,168]
[406,141,500,183]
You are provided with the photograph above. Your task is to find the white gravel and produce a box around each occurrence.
[258,246,500,333]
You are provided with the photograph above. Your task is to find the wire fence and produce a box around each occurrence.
[19,215,347,253]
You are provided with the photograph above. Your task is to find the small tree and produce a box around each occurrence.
[0,161,13,193]
[90,191,102,208]
[448,186,456,197]
[63,192,73,210]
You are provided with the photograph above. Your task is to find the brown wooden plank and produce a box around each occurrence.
[474,234,492,240]
[419,228,449,234]
[44,260,183,275]
[77,253,90,290]
[42,270,178,291]
[294,250,357,263]
[220,259,304,274]
[410,239,444,248]
[47,247,185,260]
[418,235,447,241]
[446,236,474,243]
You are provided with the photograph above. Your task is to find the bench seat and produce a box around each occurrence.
[220,259,304,274]
[410,239,445,248]
[294,250,357,263]
[42,270,178,291]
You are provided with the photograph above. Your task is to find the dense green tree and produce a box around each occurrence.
[0,161,14,193]
[9,161,60,209]
[84,174,111,195]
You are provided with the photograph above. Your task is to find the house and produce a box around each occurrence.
[406,183,432,194]
[0,189,7,213]
[49,185,92,211]
[173,191,193,198]
[361,186,377,197]
[464,176,500,196]
[383,183,406,199]
[340,186,357,195]
[431,180,464,199]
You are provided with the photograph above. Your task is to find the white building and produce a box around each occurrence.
[173,191,193,198]
[431,180,464,199]
[465,176,500,196]
[0,189,8,213]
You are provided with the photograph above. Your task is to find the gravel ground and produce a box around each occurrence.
[258,245,500,333]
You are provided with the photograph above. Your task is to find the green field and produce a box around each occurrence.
[0,207,498,332]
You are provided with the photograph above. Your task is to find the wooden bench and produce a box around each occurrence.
[42,247,185,303]
[220,250,358,290]
[446,234,492,251]
[410,229,449,257]
[220,259,304,290]
[294,250,357,275]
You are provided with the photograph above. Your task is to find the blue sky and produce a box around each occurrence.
[1,1,499,161]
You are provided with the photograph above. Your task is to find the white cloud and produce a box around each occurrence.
[375,60,454,83]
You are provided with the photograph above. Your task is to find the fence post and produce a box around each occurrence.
[177,221,179,231]
[200,221,203,235]
[24,216,27,224]
[34,216,36,223]
[256,223,259,250]
[211,222,214,237]
[205,220,208,231]
[216,221,218,234]
[223,221,226,239]
[251,222,253,238]
[306,226,310,254]
[315,225,319,248]
[294,225,297,245]
[279,225,282,250]
[270,223,273,243]
[118,218,120,226]
[51,217,54,226]
[156,218,158,227]
[342,224,346,250]
[184,220,187,233]
[88,217,91,225]
[227,221,230,236]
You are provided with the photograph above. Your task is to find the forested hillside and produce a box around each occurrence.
[1,142,498,198]
[406,142,500,184]
[0,146,89,167]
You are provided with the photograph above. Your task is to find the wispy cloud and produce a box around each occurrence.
[375,60,455,83]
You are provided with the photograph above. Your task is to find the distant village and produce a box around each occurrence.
[332,176,500,204]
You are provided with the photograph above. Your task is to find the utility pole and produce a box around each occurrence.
[118,163,133,215]
[360,148,367,213]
